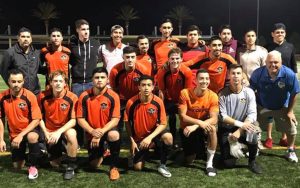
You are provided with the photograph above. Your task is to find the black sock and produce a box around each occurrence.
[160,143,172,165]
[28,142,41,166]
[108,140,120,168]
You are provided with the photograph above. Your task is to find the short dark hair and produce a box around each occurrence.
[186,25,202,35]
[272,23,286,31]
[139,75,154,85]
[228,64,243,72]
[8,69,24,77]
[75,19,89,29]
[168,47,183,58]
[196,69,208,77]
[49,27,63,36]
[219,24,231,34]
[244,28,256,36]
[136,35,148,43]
[160,18,173,26]
[123,46,137,55]
[18,27,32,36]
[208,35,222,45]
[92,67,108,77]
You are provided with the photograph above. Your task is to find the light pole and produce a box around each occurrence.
[228,0,231,25]
[256,0,260,37]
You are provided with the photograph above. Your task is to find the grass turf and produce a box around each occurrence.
[0,75,300,187]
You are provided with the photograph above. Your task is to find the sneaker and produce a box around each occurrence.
[64,167,75,180]
[109,167,120,181]
[249,161,262,174]
[206,167,217,177]
[28,166,38,180]
[263,138,273,149]
[278,138,288,147]
[158,164,172,178]
[286,150,298,163]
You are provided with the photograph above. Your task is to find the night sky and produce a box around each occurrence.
[1,0,299,42]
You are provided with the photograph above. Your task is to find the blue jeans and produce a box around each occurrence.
[71,82,93,147]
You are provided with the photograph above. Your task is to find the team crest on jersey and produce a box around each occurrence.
[60,103,68,111]
[278,81,285,89]
[229,47,235,53]
[133,77,140,82]
[147,108,156,114]
[217,66,223,73]
[101,103,108,109]
[240,98,247,103]
[60,54,68,60]
[147,58,152,63]
[168,43,175,48]
[18,102,27,110]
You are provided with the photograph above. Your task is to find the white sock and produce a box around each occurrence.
[206,149,215,168]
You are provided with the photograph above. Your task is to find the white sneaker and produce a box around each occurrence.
[158,164,172,178]
[286,151,298,163]
[28,166,38,180]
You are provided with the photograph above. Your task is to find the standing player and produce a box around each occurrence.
[218,24,240,59]
[38,70,78,180]
[124,75,173,178]
[0,69,43,180]
[77,67,121,181]
[157,47,193,145]
[136,35,156,75]
[178,69,218,177]
[218,64,262,174]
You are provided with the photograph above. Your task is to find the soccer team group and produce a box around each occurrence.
[0,18,299,181]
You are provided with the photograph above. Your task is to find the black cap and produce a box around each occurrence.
[273,23,286,31]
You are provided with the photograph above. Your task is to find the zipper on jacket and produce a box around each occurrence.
[83,42,86,83]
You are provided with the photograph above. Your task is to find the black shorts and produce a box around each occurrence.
[133,129,169,164]
[164,99,178,115]
[179,128,206,157]
[11,126,44,162]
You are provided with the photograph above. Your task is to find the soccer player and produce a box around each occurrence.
[124,75,173,178]
[157,47,193,145]
[218,24,240,59]
[38,70,78,180]
[0,69,43,180]
[178,69,218,177]
[77,67,121,180]
[41,28,71,88]
[136,35,156,75]
[183,36,237,93]
[218,64,262,174]
[250,50,300,162]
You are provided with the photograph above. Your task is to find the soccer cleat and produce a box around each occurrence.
[109,167,120,181]
[64,167,75,180]
[28,166,38,180]
[249,161,262,174]
[263,138,273,149]
[278,138,288,147]
[158,164,172,178]
[206,167,217,177]
[286,150,298,163]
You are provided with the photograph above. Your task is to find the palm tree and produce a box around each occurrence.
[32,2,59,35]
[165,5,194,35]
[115,5,139,35]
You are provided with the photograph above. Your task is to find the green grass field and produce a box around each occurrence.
[0,74,300,188]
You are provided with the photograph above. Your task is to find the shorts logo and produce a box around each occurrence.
[147,108,156,114]
[240,98,247,103]
[217,66,223,73]
[60,103,68,111]
[60,54,68,60]
[278,81,285,89]
[133,77,140,82]
[18,102,27,110]
[101,103,108,109]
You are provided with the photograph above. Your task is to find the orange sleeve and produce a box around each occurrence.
[183,66,193,88]
[76,92,86,118]
[109,65,119,90]
[183,52,205,67]
[157,98,167,125]
[156,68,166,91]
[111,91,121,119]
[178,89,188,110]
[123,99,133,122]
[30,94,42,120]
[209,92,219,113]
[71,94,78,119]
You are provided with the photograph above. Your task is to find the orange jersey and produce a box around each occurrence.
[178,88,219,129]
[183,53,236,93]
[41,45,71,76]
[0,88,42,140]
[109,62,151,100]
[38,89,78,132]
[153,38,179,69]
[124,94,167,142]
[77,87,120,130]
[137,53,154,75]
[157,64,193,103]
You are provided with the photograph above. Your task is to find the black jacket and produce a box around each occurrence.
[69,35,100,83]
[1,43,42,95]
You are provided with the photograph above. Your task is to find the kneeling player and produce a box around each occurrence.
[178,69,218,177]
[38,70,78,180]
[0,69,43,180]
[125,75,173,178]
[77,67,121,181]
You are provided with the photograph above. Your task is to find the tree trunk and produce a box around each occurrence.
[45,20,49,35]
[178,21,182,35]
[125,21,129,35]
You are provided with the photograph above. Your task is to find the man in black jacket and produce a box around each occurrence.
[1,27,42,95]
[69,19,101,147]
